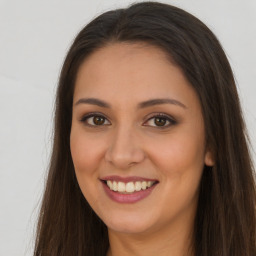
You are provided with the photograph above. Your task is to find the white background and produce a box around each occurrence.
[0,0,255,255]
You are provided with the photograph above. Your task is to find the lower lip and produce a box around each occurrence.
[101,181,158,204]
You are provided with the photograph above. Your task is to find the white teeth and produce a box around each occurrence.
[113,181,118,191]
[141,181,147,190]
[147,181,153,187]
[135,181,142,191]
[105,180,156,193]
[107,180,113,190]
[117,181,126,192]
[126,182,135,193]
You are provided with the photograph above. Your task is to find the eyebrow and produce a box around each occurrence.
[74,97,187,109]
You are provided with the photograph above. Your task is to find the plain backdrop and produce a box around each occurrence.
[0,0,255,255]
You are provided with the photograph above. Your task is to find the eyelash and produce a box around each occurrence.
[80,112,177,129]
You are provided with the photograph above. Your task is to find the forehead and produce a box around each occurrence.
[75,42,171,87]
[73,42,199,111]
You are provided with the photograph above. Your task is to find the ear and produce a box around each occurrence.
[204,149,215,166]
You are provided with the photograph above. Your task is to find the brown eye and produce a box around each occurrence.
[143,114,177,128]
[80,114,111,126]
[93,116,105,125]
[154,117,167,126]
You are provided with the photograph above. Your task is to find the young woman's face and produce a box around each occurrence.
[70,43,214,235]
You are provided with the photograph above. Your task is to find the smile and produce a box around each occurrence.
[100,176,159,203]
[104,180,157,193]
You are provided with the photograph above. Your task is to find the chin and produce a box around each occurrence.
[103,211,157,234]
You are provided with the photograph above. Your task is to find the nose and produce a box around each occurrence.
[104,126,145,169]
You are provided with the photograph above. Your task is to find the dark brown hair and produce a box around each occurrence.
[34,2,256,255]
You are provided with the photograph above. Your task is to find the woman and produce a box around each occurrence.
[34,1,256,255]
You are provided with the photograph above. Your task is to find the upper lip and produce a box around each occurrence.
[100,175,159,183]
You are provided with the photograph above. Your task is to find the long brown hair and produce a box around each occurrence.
[34,2,256,255]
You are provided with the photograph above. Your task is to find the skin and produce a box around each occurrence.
[70,42,214,256]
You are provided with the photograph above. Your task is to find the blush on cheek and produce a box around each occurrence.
[71,141,99,173]
[155,141,205,186]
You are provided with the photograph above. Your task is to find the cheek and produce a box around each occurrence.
[150,134,204,170]
[147,132,205,218]
[70,128,106,201]
[70,129,105,175]
[146,128,205,191]
[70,130,107,208]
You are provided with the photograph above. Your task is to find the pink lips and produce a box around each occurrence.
[100,175,159,204]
